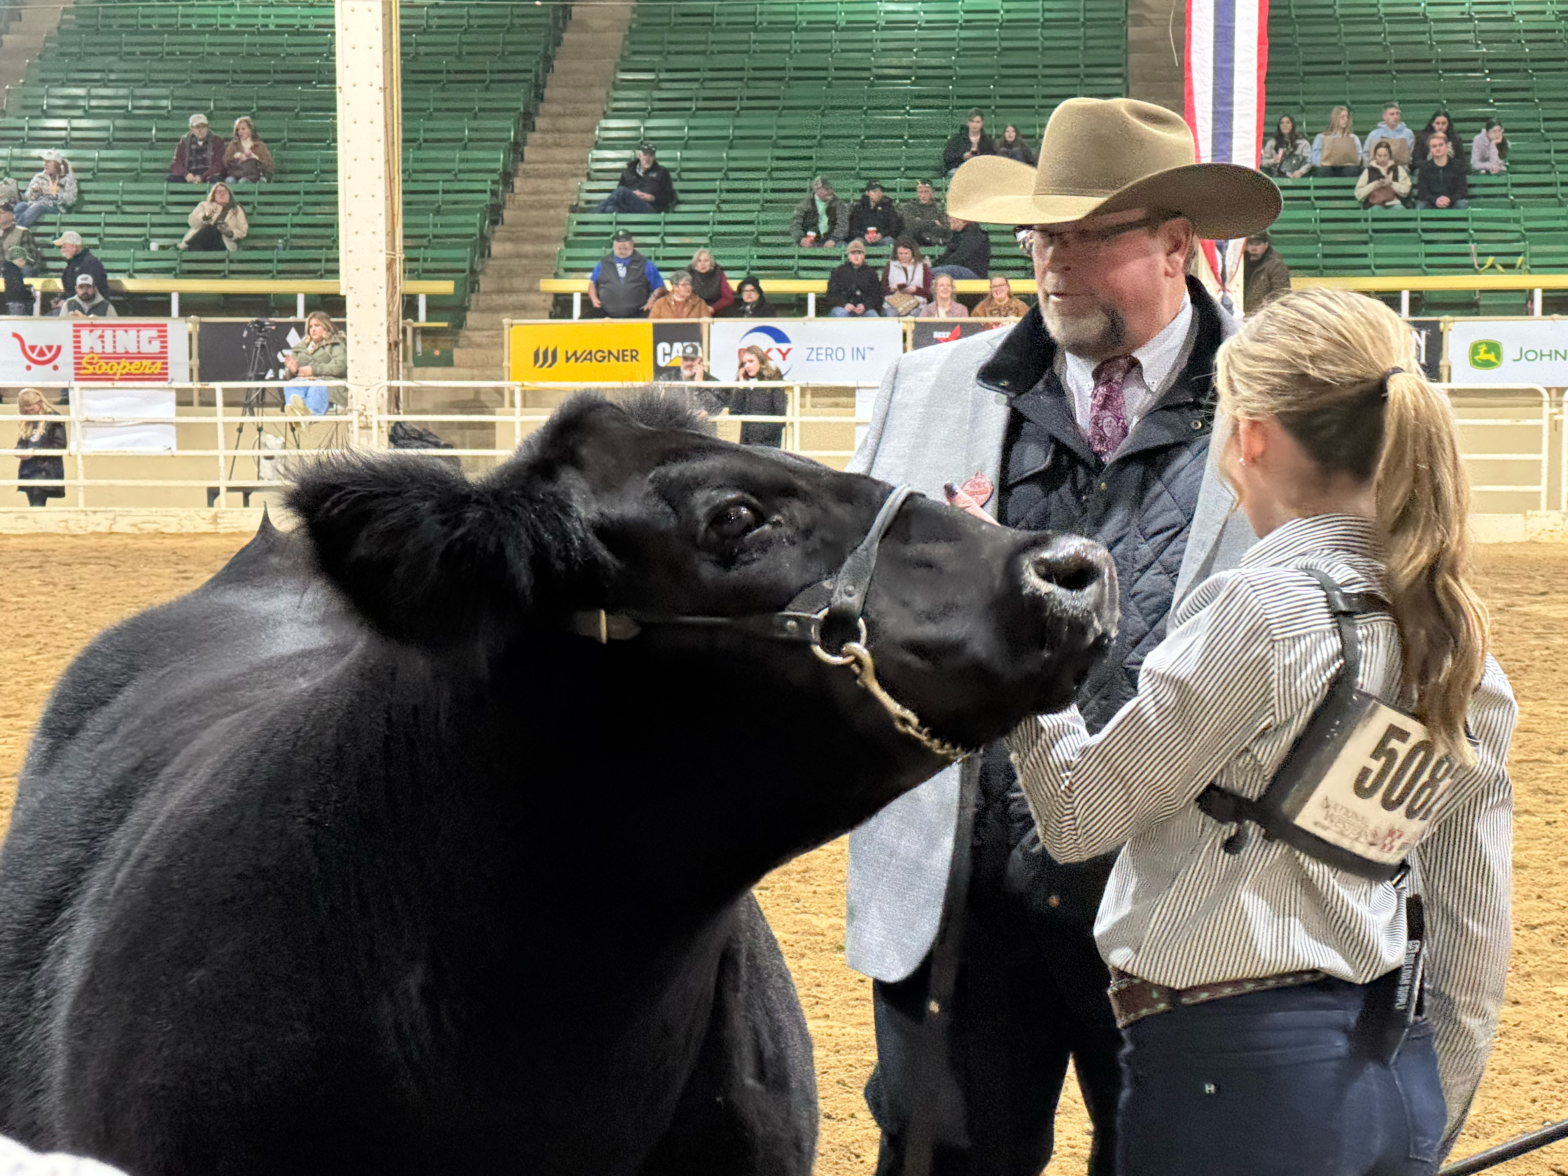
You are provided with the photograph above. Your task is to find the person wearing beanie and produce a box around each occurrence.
[167,113,226,185]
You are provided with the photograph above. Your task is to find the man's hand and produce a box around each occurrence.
[822,239,836,248]
[1436,195,1451,208]
[185,173,200,184]
[635,190,655,202]
[588,286,602,309]
[643,292,661,310]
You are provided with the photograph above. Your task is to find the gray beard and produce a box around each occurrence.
[1041,295,1131,359]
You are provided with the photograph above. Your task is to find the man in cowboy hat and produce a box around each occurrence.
[846,97,1279,1176]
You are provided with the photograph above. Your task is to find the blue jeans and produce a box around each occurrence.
[829,305,883,317]
[1118,978,1446,1175]
[595,186,657,214]
[932,265,978,280]
[1415,199,1470,210]
[12,200,63,228]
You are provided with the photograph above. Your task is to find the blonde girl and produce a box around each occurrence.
[1313,104,1363,174]
[15,387,67,507]
[1005,288,1515,1174]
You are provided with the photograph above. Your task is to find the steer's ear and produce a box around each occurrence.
[287,455,572,648]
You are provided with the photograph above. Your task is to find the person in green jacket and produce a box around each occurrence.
[284,310,348,414]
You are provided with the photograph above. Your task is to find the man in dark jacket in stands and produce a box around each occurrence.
[1415,131,1469,209]
[587,230,665,318]
[932,215,991,279]
[4,246,33,316]
[899,179,951,250]
[848,181,904,248]
[595,141,680,214]
[826,239,886,317]
[166,113,226,185]
[1242,231,1293,315]
[54,231,110,309]
[0,205,43,276]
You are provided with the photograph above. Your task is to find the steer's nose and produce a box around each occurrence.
[1022,536,1119,637]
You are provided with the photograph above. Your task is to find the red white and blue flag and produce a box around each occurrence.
[1185,0,1269,307]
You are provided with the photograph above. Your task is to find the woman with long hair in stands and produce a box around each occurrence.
[1414,110,1458,167]
[15,387,67,507]
[731,344,786,448]
[688,248,734,314]
[225,117,275,183]
[1312,105,1362,177]
[996,288,1515,1174]
[179,182,249,253]
[917,272,968,319]
[1262,114,1312,179]
[1471,118,1509,174]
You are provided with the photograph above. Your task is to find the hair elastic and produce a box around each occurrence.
[1380,367,1406,398]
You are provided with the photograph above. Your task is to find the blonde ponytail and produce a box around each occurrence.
[1216,288,1487,762]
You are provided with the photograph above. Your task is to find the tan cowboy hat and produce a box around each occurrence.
[948,97,1281,240]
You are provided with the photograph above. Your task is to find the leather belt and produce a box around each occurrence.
[1107,967,1330,1030]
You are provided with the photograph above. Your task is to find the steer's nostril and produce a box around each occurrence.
[1029,554,1101,594]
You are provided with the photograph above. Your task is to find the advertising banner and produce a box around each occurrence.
[76,385,177,452]
[508,321,654,382]
[1409,319,1443,382]
[198,319,349,384]
[652,322,704,379]
[708,319,903,385]
[3,319,191,385]
[909,319,1014,350]
[1446,319,1568,386]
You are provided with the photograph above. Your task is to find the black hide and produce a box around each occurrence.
[0,393,1116,1176]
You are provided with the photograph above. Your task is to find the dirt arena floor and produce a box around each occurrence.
[2,533,1565,1175]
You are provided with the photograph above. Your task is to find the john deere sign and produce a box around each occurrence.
[1448,320,1568,385]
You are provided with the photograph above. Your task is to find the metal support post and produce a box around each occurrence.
[1534,288,1543,316]
[171,292,180,317]
[807,293,816,317]
[573,292,582,319]
[297,292,307,318]
[1400,289,1410,318]
[335,0,403,449]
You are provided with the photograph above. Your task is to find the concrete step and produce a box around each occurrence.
[477,273,556,294]
[518,144,594,165]
[532,113,601,134]
[488,239,566,262]
[507,182,579,204]
[526,131,599,150]
[450,347,505,371]
[511,162,588,180]
[454,326,503,347]
[470,291,551,314]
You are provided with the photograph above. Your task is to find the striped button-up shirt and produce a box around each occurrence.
[1007,513,1517,1137]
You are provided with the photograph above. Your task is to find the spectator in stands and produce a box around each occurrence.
[54,232,109,303]
[283,311,347,413]
[1260,114,1311,179]
[0,206,42,277]
[167,113,226,186]
[15,388,67,508]
[588,230,665,318]
[1472,119,1509,174]
[790,177,849,248]
[1355,141,1412,210]
[59,273,116,318]
[883,238,932,316]
[848,180,903,248]
[1311,106,1362,176]
[943,109,996,177]
[733,345,786,448]
[5,247,32,315]
[1242,231,1292,314]
[917,272,968,319]
[826,240,885,317]
[649,269,712,319]
[688,248,734,314]
[972,274,1029,318]
[676,343,714,383]
[995,124,1037,166]
[225,117,275,183]
[725,274,774,318]
[1362,103,1415,167]
[933,214,990,279]
[179,183,250,252]
[13,152,78,229]
[1416,132,1469,210]
[595,141,679,214]
[1413,110,1456,166]
[898,179,950,250]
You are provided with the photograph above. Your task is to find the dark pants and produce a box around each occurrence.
[183,225,228,252]
[1315,165,1361,177]
[866,746,1123,1176]
[1118,979,1446,1176]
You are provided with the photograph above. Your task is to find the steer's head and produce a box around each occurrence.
[289,395,1116,892]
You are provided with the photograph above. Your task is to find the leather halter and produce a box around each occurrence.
[564,485,968,762]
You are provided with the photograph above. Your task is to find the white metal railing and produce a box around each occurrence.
[1,380,1562,521]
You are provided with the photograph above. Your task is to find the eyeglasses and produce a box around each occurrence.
[1028,213,1180,257]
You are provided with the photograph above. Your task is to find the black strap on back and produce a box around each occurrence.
[1195,568,1385,853]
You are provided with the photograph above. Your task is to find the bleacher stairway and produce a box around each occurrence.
[442,2,635,390]
[0,0,69,101]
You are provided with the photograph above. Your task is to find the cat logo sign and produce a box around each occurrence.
[1467,340,1503,370]
[509,323,653,381]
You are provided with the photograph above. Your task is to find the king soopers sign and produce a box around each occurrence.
[3,320,192,385]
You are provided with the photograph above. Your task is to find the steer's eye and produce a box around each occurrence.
[706,499,764,543]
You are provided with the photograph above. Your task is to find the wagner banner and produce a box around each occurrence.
[1447,319,1568,386]
[708,319,903,384]
[2,319,192,385]
[508,321,654,382]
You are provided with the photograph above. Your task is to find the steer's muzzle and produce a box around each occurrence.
[1022,534,1119,644]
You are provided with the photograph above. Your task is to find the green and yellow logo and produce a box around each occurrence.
[1468,340,1504,370]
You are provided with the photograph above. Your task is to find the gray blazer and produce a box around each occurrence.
[844,312,1257,983]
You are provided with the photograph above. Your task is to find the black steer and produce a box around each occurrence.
[0,394,1116,1176]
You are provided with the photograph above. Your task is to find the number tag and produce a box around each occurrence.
[1277,696,1456,865]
